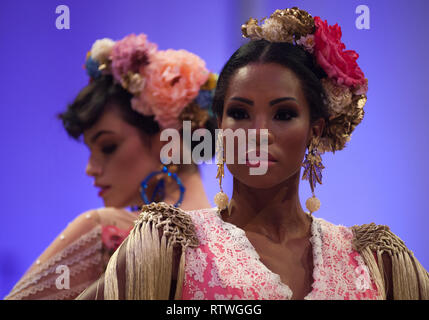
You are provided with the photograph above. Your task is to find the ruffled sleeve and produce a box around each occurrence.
[351,223,429,300]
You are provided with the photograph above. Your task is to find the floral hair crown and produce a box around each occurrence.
[84,34,217,130]
[242,7,368,153]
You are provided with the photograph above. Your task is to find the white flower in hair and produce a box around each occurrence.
[261,18,288,42]
[91,38,115,64]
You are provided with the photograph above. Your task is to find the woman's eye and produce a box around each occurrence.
[101,145,117,155]
[274,110,296,121]
[226,108,249,120]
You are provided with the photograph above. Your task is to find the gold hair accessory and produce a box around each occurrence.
[241,7,314,43]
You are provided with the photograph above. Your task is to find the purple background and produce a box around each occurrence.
[1,0,428,298]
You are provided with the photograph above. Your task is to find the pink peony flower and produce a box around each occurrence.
[136,49,209,129]
[313,17,366,88]
[131,96,153,116]
[110,33,157,85]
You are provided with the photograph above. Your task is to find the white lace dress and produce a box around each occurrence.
[182,208,379,300]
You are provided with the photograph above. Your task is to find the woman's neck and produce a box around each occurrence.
[223,171,311,244]
[163,167,211,210]
[128,166,210,212]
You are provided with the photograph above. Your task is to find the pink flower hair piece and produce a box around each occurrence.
[134,49,209,129]
[110,33,157,85]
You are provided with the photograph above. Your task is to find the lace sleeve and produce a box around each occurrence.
[5,211,106,300]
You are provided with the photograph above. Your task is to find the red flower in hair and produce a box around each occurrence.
[313,17,366,88]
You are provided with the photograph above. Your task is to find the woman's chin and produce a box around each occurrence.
[102,196,124,208]
[234,174,285,190]
[104,195,142,209]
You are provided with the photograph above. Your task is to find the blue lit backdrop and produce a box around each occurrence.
[0,0,428,297]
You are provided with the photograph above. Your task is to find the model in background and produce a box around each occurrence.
[5,33,217,299]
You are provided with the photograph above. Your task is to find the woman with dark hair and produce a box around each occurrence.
[5,34,217,300]
[78,8,428,300]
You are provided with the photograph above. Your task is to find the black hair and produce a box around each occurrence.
[59,75,159,139]
[59,75,217,161]
[213,40,329,123]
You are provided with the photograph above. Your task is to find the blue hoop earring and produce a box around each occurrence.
[140,165,185,207]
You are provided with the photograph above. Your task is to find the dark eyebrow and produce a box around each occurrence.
[90,130,115,144]
[230,97,254,105]
[269,97,297,106]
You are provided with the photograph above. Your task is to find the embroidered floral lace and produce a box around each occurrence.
[182,208,379,300]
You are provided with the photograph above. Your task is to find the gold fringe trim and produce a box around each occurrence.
[352,223,429,300]
[174,246,187,300]
[359,246,386,300]
[104,246,120,299]
[104,202,198,300]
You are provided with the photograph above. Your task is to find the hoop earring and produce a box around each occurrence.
[214,131,229,213]
[302,137,324,214]
[140,164,185,207]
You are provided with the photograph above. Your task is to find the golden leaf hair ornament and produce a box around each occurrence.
[242,8,315,43]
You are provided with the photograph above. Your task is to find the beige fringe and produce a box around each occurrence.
[103,242,121,299]
[359,246,386,299]
[174,246,188,300]
[352,223,429,300]
[103,202,198,300]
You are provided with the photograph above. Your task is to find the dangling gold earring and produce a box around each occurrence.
[302,136,324,214]
[214,131,229,213]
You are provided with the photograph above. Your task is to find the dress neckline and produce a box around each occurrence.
[214,208,321,300]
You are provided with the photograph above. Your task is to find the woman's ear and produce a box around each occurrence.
[311,118,325,140]
[306,118,325,147]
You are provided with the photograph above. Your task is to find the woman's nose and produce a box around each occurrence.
[249,129,274,147]
[252,117,274,146]
[85,157,102,177]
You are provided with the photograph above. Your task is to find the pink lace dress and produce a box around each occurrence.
[182,208,379,300]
